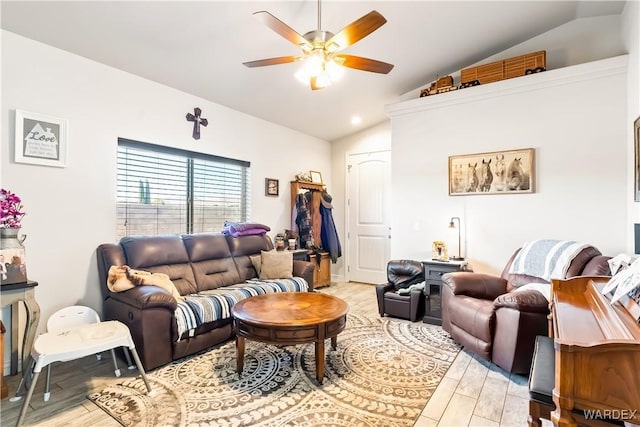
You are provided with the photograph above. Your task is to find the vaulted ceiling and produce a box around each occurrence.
[1,1,626,141]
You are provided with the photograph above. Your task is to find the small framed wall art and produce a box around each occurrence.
[14,110,68,167]
[310,170,323,184]
[265,178,279,196]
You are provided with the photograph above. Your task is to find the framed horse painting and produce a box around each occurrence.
[448,148,534,196]
[635,116,640,202]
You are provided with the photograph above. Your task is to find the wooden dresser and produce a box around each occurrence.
[549,276,640,426]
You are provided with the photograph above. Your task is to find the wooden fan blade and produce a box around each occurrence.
[243,56,300,67]
[325,10,386,52]
[253,11,312,50]
[336,54,394,74]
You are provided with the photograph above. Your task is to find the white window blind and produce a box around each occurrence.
[116,138,250,239]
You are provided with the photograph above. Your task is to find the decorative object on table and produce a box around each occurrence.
[459,50,546,88]
[309,170,323,184]
[431,241,448,261]
[448,217,464,261]
[14,110,68,168]
[284,229,299,251]
[274,233,285,251]
[449,148,534,195]
[634,116,640,202]
[242,2,393,91]
[288,239,297,251]
[185,107,208,140]
[1,189,28,285]
[265,178,279,196]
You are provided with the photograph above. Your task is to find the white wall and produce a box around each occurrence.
[1,31,331,334]
[623,1,640,250]
[331,13,631,279]
[386,56,628,274]
[399,15,626,102]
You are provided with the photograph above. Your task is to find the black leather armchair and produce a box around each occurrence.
[375,260,425,322]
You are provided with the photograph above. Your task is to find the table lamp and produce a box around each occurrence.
[449,217,464,260]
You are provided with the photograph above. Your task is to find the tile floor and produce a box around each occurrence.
[414,348,549,427]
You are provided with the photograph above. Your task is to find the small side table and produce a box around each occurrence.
[289,249,331,288]
[0,281,40,374]
[422,260,470,325]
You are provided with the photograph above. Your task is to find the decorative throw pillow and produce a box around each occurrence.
[250,254,262,275]
[259,250,293,280]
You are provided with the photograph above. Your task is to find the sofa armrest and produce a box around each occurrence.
[442,272,508,300]
[107,286,178,311]
[493,290,549,314]
[293,260,315,291]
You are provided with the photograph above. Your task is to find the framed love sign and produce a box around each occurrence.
[15,110,68,167]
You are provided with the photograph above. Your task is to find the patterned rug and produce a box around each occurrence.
[88,312,460,426]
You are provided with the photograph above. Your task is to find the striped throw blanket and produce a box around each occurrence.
[174,277,308,341]
[508,240,591,282]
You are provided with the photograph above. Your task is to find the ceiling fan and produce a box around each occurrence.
[243,0,394,90]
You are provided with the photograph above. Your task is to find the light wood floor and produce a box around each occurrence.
[1,282,537,427]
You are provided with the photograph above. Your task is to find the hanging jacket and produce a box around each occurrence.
[319,190,342,263]
[295,192,314,249]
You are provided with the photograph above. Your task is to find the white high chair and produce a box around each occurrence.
[43,306,121,401]
[14,306,151,427]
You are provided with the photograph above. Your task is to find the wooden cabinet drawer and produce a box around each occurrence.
[274,327,317,340]
[425,266,457,281]
[326,316,346,336]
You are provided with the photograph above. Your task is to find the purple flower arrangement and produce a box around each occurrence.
[0,189,26,228]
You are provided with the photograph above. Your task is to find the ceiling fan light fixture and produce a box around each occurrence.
[295,56,344,89]
[325,59,345,80]
[245,4,392,90]
[313,71,332,89]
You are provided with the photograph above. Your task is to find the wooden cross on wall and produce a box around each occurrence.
[186,107,208,140]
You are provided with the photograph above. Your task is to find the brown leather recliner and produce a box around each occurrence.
[376,260,425,322]
[441,246,610,374]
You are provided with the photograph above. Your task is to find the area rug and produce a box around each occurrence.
[88,312,460,426]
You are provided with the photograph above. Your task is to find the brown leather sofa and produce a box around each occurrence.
[375,260,425,322]
[96,232,315,370]
[441,246,610,374]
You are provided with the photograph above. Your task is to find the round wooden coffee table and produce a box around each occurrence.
[231,292,348,384]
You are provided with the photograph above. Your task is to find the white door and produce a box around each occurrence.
[347,151,391,284]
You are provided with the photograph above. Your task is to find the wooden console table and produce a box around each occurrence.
[1,281,40,375]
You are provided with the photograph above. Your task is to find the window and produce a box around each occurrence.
[116,138,250,239]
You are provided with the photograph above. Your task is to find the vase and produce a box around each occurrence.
[0,228,28,285]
